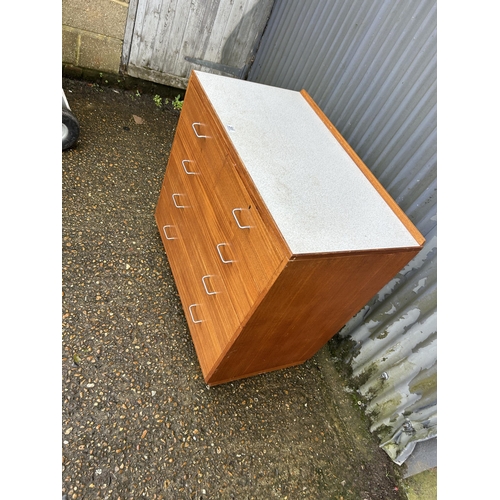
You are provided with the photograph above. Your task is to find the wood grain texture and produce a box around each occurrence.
[156,162,240,374]
[205,248,420,384]
[172,90,287,315]
[188,72,292,257]
[126,0,274,86]
[156,84,289,380]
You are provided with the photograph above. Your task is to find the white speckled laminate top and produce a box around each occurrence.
[194,71,420,255]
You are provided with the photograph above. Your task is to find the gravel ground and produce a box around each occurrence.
[62,77,407,500]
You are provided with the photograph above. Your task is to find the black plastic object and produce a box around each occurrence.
[62,107,80,150]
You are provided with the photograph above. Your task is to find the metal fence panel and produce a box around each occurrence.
[248,0,437,464]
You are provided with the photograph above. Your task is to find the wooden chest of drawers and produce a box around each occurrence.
[155,70,424,386]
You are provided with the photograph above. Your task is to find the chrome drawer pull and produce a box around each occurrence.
[232,208,251,229]
[172,193,188,208]
[216,243,234,264]
[188,304,203,323]
[191,122,208,138]
[202,275,218,295]
[181,159,197,175]
[162,225,176,240]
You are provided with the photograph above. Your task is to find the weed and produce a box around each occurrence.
[172,94,183,111]
[153,94,163,108]
[153,94,183,110]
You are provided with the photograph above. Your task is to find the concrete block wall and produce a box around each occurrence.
[62,0,129,74]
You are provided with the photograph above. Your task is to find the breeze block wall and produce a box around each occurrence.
[62,0,129,74]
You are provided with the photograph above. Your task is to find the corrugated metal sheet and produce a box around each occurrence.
[336,225,437,464]
[248,0,437,465]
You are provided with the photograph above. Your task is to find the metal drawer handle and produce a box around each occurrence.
[202,275,218,295]
[162,225,176,240]
[172,193,188,208]
[192,122,208,139]
[216,243,234,264]
[181,159,197,175]
[232,208,251,229]
[188,304,203,324]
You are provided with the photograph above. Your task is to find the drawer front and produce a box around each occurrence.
[175,85,227,191]
[156,168,242,376]
[164,142,259,321]
[158,156,241,309]
[174,90,285,292]
[155,171,187,262]
[207,154,285,291]
[156,183,238,375]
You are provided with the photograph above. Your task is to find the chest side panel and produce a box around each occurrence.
[206,247,421,385]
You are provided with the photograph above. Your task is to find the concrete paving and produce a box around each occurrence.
[62,76,436,500]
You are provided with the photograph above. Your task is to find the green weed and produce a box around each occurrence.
[172,95,183,111]
[153,94,163,108]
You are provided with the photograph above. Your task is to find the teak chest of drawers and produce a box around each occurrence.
[155,70,424,386]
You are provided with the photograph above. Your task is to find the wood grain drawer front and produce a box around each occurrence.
[173,95,286,293]
[155,174,184,252]
[168,144,260,321]
[159,156,242,335]
[174,242,241,378]
[165,127,281,319]
[155,182,239,376]
[175,86,227,191]
[206,154,285,292]
[164,129,212,217]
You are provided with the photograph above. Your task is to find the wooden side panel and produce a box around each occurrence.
[206,248,421,385]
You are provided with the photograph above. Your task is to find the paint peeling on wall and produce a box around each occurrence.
[334,229,436,464]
